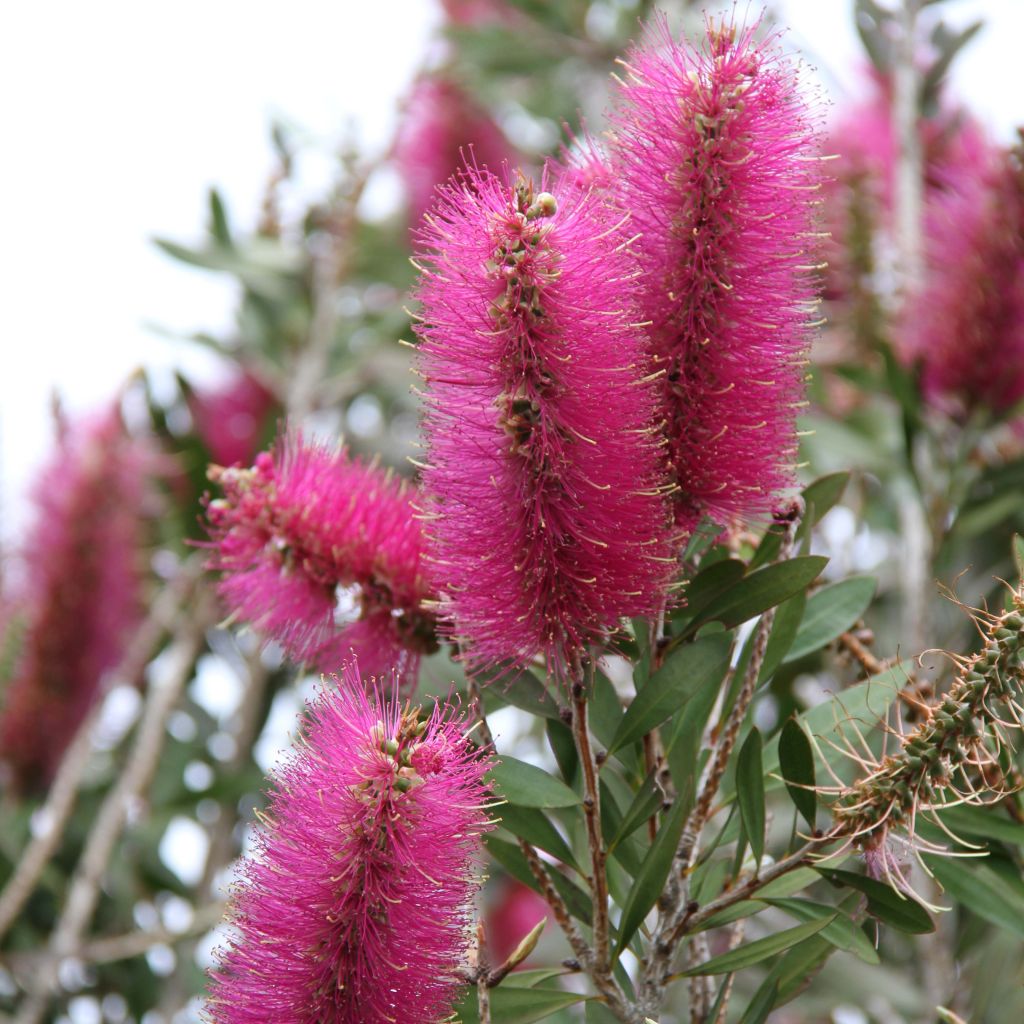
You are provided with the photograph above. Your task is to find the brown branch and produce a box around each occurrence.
[469,676,639,1023]
[837,630,887,677]
[475,921,491,1024]
[572,664,610,978]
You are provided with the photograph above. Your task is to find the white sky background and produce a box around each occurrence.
[0,0,1020,542]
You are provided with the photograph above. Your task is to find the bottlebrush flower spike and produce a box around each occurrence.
[0,409,149,790]
[395,74,515,228]
[203,430,436,685]
[820,593,1024,902]
[187,368,277,468]
[205,660,494,1023]
[902,141,1024,420]
[609,15,822,529]
[413,169,676,678]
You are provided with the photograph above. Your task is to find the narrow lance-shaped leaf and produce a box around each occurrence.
[452,985,587,1024]
[614,799,687,961]
[489,757,581,809]
[817,868,934,934]
[784,576,876,664]
[736,727,766,868]
[611,634,732,753]
[680,556,828,639]
[680,917,835,976]
[778,718,817,829]
[497,804,580,870]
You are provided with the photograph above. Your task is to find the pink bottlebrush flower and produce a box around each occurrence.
[203,430,436,684]
[187,368,278,468]
[414,168,676,678]
[903,142,1024,418]
[609,16,822,530]
[205,660,494,1024]
[394,74,516,227]
[0,409,149,790]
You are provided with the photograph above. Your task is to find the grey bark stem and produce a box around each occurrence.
[638,505,802,1019]
[15,590,215,1024]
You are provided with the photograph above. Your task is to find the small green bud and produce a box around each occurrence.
[525,191,557,220]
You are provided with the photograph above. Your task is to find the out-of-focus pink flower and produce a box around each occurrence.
[187,369,277,468]
[205,660,494,1024]
[203,430,436,685]
[0,409,150,790]
[609,16,822,531]
[822,69,988,304]
[440,0,515,27]
[394,75,515,227]
[487,878,554,965]
[903,143,1024,419]
[414,168,676,680]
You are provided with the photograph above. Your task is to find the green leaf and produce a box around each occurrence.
[680,917,834,976]
[697,869,828,931]
[486,670,563,721]
[590,671,624,751]
[759,593,806,682]
[936,804,1024,847]
[778,719,817,829]
[452,984,586,1023]
[614,800,687,961]
[207,188,233,247]
[785,577,876,663]
[738,980,780,1024]
[497,804,579,870]
[817,869,934,934]
[608,774,662,853]
[489,757,580,808]
[610,635,732,753]
[802,472,851,525]
[485,836,592,925]
[758,663,907,796]
[736,728,766,868]
[500,969,568,989]
[681,557,828,639]
[681,559,747,617]
[665,681,720,819]
[546,718,577,785]
[923,854,1024,940]
[764,898,879,964]
[1014,533,1024,579]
